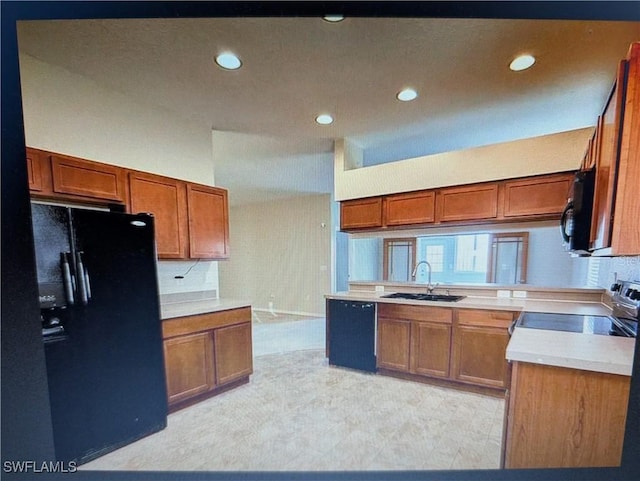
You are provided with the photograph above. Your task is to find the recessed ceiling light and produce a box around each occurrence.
[315,114,334,125]
[215,52,242,70]
[323,14,345,22]
[397,88,418,102]
[509,54,536,72]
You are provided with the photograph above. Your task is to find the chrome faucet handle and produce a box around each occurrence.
[427,282,440,293]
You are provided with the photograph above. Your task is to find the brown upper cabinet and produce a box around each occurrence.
[502,172,572,218]
[340,197,383,230]
[384,191,435,226]
[590,62,626,252]
[50,154,126,203]
[437,183,499,223]
[186,184,230,260]
[26,147,46,192]
[591,42,640,255]
[340,172,575,232]
[26,147,230,260]
[128,171,188,259]
[128,172,230,260]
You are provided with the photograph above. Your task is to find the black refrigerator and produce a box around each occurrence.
[31,203,168,465]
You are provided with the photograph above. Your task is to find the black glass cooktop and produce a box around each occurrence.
[516,312,627,336]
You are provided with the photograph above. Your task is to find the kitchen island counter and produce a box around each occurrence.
[326,290,635,376]
[326,290,611,316]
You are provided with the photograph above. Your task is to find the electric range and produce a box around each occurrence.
[514,280,639,338]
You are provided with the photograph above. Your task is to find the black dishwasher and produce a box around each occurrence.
[327,300,377,373]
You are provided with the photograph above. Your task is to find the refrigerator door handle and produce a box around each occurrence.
[84,264,92,301]
[61,252,75,306]
[76,252,89,305]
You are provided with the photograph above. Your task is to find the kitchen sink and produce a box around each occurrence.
[381,292,466,302]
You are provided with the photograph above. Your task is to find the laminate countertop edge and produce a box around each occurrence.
[160,298,251,320]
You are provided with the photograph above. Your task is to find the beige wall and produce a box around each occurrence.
[219,194,332,317]
[18,53,219,295]
[335,128,593,200]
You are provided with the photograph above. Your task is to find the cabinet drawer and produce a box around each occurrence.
[384,191,435,226]
[456,309,515,329]
[378,303,452,324]
[51,155,125,202]
[162,307,252,339]
[438,184,498,222]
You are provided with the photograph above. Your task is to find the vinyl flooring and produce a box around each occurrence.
[81,317,504,472]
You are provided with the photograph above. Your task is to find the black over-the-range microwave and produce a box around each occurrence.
[560,169,596,255]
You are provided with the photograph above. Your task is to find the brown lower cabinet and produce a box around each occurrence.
[377,304,452,379]
[451,309,514,389]
[162,307,253,411]
[376,304,514,392]
[503,361,631,468]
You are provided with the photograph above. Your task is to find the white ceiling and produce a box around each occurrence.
[16,16,640,205]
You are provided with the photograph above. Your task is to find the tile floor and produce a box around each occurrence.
[81,317,504,472]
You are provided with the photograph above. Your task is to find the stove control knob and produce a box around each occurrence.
[611,283,622,292]
[625,288,633,297]
[630,290,640,301]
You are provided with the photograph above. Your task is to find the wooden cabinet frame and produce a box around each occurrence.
[340,172,575,232]
[25,147,230,260]
[376,304,514,393]
[162,307,253,412]
[503,362,630,468]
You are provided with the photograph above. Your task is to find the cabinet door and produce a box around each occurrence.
[591,60,627,250]
[340,197,383,230]
[504,362,631,468]
[129,171,188,259]
[376,317,410,372]
[384,191,435,226]
[437,184,498,222]
[163,332,215,405]
[213,322,253,386]
[50,154,126,202]
[187,184,230,259]
[26,148,45,192]
[410,321,451,378]
[452,324,510,388]
[610,43,640,255]
[503,173,573,218]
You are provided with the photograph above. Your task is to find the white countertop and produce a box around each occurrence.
[326,290,612,316]
[506,327,636,376]
[326,290,635,376]
[160,297,251,320]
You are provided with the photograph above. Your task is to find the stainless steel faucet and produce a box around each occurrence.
[411,260,439,293]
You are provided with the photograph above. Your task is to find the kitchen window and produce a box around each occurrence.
[383,238,416,282]
[379,232,529,285]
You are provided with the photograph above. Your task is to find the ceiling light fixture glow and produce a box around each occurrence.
[215,52,242,70]
[509,54,536,72]
[315,114,334,125]
[397,88,418,101]
[323,14,345,22]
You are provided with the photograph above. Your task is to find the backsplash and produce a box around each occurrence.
[156,260,219,295]
[597,256,640,289]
